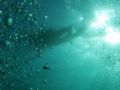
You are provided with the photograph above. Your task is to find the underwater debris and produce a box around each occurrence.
[43,64,50,70]
[43,80,48,84]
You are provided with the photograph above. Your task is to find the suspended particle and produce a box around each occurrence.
[29,87,33,90]
[7,17,13,26]
[0,11,2,15]
[43,80,48,84]
[42,85,45,88]
[45,16,48,19]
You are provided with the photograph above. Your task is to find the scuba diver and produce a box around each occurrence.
[0,25,85,52]
[27,25,85,50]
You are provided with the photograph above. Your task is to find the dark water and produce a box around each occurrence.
[0,0,120,90]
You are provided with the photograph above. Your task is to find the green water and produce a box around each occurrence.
[0,0,120,90]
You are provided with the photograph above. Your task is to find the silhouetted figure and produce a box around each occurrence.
[27,26,85,50]
[0,25,86,60]
[0,25,83,60]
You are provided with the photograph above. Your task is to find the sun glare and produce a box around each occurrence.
[104,30,120,45]
[90,10,111,28]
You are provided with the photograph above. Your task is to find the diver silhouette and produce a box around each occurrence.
[27,26,85,50]
[0,24,85,50]
[0,25,85,60]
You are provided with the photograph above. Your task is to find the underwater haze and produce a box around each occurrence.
[0,0,120,90]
